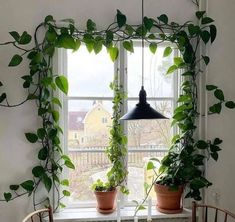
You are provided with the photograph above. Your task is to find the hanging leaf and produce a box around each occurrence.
[38,147,48,160]
[174,57,184,66]
[9,185,19,191]
[202,56,210,65]
[206,85,217,91]
[225,101,235,109]
[20,180,34,192]
[214,89,224,101]
[209,103,222,114]
[62,190,71,197]
[37,128,46,139]
[201,17,214,25]
[108,46,119,62]
[0,93,6,103]
[65,160,75,169]
[195,11,206,19]
[200,31,210,44]
[52,97,62,108]
[143,17,153,31]
[44,15,54,23]
[25,133,38,143]
[86,19,96,32]
[32,166,45,178]
[157,14,168,24]
[55,75,68,95]
[146,161,155,170]
[123,40,134,53]
[9,31,20,42]
[116,10,126,28]
[149,42,157,54]
[166,65,177,75]
[163,47,172,57]
[19,31,32,45]
[42,174,52,192]
[8,54,23,67]
[209,25,217,43]
[61,179,69,186]
[4,193,12,202]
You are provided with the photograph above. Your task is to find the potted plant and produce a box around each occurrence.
[91,77,129,213]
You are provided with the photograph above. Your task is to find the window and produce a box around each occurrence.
[61,41,178,206]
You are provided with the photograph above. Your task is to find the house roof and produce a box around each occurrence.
[68,111,87,130]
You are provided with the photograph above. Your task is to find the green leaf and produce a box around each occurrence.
[123,40,134,53]
[137,205,146,211]
[62,190,71,197]
[55,75,68,95]
[38,147,48,160]
[210,145,221,152]
[163,47,172,57]
[32,166,45,177]
[9,31,20,41]
[9,185,19,191]
[52,97,62,108]
[0,93,7,103]
[214,138,223,145]
[20,180,34,191]
[37,128,46,139]
[214,89,224,101]
[196,11,206,19]
[45,29,57,42]
[202,56,210,65]
[188,24,200,36]
[87,19,96,32]
[149,42,157,54]
[56,34,76,49]
[146,161,155,170]
[200,31,210,44]
[59,202,66,208]
[19,31,32,45]
[190,178,206,189]
[108,46,119,62]
[94,40,103,54]
[166,65,177,75]
[61,179,69,186]
[62,155,71,162]
[206,85,217,91]
[201,17,214,25]
[52,110,59,123]
[209,103,222,114]
[48,128,58,139]
[74,39,81,51]
[44,15,54,23]
[196,140,208,149]
[225,101,235,109]
[4,193,12,202]
[8,54,23,67]
[157,14,168,24]
[65,160,75,169]
[209,25,217,43]
[42,174,52,192]
[116,10,126,28]
[143,17,153,31]
[211,152,218,161]
[182,71,193,76]
[0,81,2,87]
[174,57,184,66]
[25,133,38,143]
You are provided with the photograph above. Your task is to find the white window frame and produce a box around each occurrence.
[57,40,180,208]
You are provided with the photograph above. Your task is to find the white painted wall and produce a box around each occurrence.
[206,0,235,213]
[1,0,235,221]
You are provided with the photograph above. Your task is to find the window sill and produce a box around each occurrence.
[52,207,192,222]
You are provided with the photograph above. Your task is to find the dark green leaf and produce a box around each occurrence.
[86,19,96,32]
[8,54,23,67]
[37,128,46,139]
[196,140,208,149]
[166,65,177,75]
[135,25,147,37]
[0,81,2,87]
[214,89,224,101]
[108,46,119,62]
[188,24,200,36]
[9,185,19,191]
[45,29,57,42]
[19,31,32,45]
[200,31,210,44]
[201,17,214,25]
[20,180,34,191]
[196,11,206,19]
[38,147,48,160]
[210,25,217,43]
[42,174,52,192]
[209,103,222,114]
[4,193,12,202]
[25,133,38,143]
[62,190,71,197]
[32,166,45,177]
[149,42,157,54]
[65,160,75,169]
[55,75,68,95]
[123,41,134,53]
[211,152,218,161]
[225,101,235,109]
[0,93,7,103]
[116,10,126,28]
[182,71,194,76]
[202,56,210,65]
[210,145,221,152]
[163,47,172,57]
[48,128,58,139]
[206,85,217,91]
[44,15,54,23]
[157,14,168,24]
[190,178,206,189]
[143,17,153,31]
[9,31,20,41]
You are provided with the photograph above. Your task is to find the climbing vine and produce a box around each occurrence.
[0,0,234,212]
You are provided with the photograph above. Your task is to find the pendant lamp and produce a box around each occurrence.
[120,0,168,120]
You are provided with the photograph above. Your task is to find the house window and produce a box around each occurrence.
[61,41,178,206]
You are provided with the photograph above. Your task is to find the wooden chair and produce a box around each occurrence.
[22,208,53,222]
[192,201,235,222]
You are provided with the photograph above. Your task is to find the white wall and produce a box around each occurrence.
[1,0,235,221]
[206,0,235,213]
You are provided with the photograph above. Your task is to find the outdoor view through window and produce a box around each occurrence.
[65,42,176,205]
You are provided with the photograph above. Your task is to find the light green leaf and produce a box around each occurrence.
[149,42,157,54]
[108,46,119,62]
[123,41,134,53]
[163,47,172,57]
[55,75,68,95]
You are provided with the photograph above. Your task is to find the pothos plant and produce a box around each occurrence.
[0,0,234,212]
[92,77,129,194]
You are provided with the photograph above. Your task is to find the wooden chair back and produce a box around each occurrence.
[22,208,53,222]
[192,201,235,222]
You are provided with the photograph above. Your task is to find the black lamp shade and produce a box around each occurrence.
[120,86,168,120]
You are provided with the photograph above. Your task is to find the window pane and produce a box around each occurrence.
[127,100,172,202]
[67,46,114,97]
[127,44,174,98]
[68,100,113,202]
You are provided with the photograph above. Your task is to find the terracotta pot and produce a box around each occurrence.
[154,183,183,214]
[94,189,117,213]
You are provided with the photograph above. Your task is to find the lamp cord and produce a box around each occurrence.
[141,0,144,88]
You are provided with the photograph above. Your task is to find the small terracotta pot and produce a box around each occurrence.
[94,189,117,213]
[154,183,183,214]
